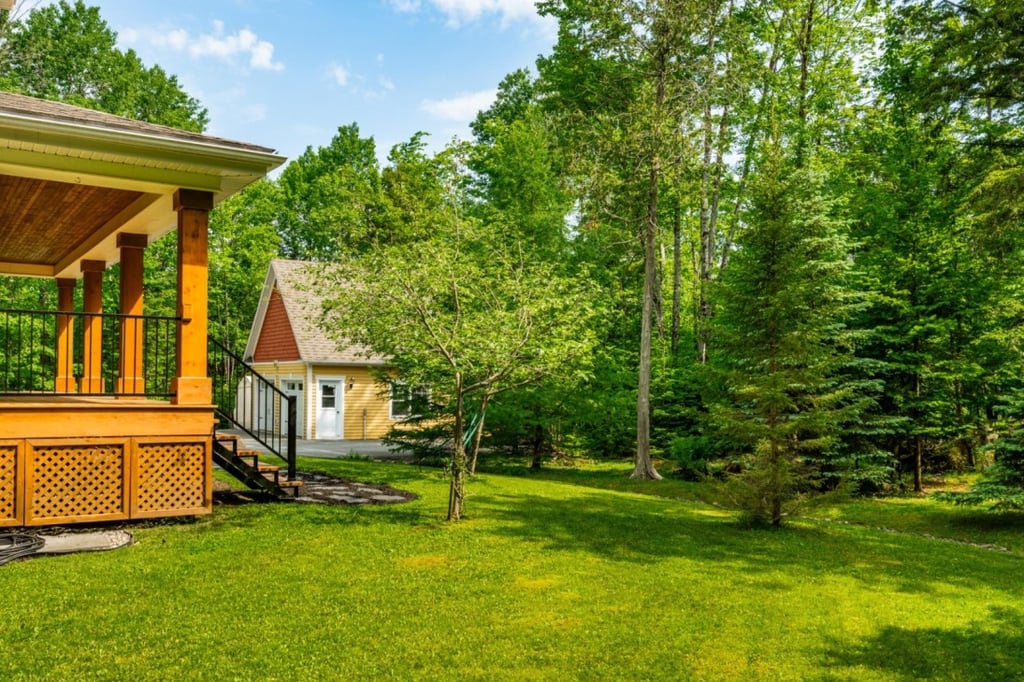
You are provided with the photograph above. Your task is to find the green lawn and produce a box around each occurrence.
[1,458,1022,681]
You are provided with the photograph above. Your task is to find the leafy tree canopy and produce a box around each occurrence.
[0,0,207,131]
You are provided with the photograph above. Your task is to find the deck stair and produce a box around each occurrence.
[212,432,302,499]
[208,335,301,499]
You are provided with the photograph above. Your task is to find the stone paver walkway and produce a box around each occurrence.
[291,471,414,505]
[214,471,416,507]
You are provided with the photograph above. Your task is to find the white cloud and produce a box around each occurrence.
[190,23,284,72]
[121,20,284,72]
[389,0,551,29]
[152,28,189,51]
[327,61,394,99]
[330,64,350,87]
[248,39,281,71]
[119,26,188,51]
[386,0,422,12]
[420,89,496,122]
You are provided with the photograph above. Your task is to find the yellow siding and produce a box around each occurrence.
[251,362,306,380]
[247,362,397,440]
[335,366,395,440]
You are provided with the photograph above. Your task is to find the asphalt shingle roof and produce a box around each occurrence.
[0,91,276,154]
[270,259,387,365]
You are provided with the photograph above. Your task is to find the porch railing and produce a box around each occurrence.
[0,308,178,398]
[208,336,297,480]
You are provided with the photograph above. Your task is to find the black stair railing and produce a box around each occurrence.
[208,336,296,480]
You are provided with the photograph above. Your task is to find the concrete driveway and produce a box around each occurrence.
[222,430,411,461]
[293,439,411,461]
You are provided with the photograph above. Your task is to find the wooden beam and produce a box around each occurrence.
[80,260,105,394]
[117,234,146,395]
[55,279,77,394]
[0,262,54,277]
[171,190,213,405]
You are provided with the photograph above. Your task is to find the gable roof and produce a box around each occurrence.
[244,259,388,366]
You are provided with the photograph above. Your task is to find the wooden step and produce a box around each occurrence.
[265,477,303,497]
[234,450,260,468]
[256,463,279,473]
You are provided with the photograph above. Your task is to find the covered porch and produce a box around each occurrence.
[0,92,284,526]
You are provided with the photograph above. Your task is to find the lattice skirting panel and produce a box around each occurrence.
[0,441,20,527]
[27,440,129,525]
[9,437,212,526]
[133,438,210,518]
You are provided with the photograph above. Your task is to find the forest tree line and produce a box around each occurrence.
[3,0,1023,522]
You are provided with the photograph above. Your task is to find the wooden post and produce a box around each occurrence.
[172,189,213,405]
[117,233,147,396]
[80,260,106,394]
[55,278,77,393]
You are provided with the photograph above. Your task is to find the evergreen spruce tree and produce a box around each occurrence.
[938,390,1024,510]
[711,155,865,526]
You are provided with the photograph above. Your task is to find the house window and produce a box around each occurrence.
[322,384,336,409]
[390,384,427,420]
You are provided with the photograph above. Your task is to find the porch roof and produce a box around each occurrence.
[0,91,286,280]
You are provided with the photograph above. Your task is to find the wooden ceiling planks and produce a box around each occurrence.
[0,173,143,266]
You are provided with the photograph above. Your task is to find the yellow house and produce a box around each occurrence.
[0,91,285,526]
[242,259,402,440]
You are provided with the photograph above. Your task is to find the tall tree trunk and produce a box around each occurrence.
[633,42,667,482]
[634,165,662,481]
[671,158,682,355]
[530,422,545,471]
[914,372,923,493]
[794,0,817,166]
[695,0,725,364]
[448,372,467,520]
[696,98,715,365]
[914,436,923,494]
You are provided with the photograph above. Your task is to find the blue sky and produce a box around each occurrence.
[23,0,557,167]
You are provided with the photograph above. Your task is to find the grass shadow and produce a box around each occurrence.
[475,486,1024,596]
[823,606,1024,681]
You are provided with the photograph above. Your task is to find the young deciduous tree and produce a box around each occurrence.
[325,229,596,519]
[322,146,597,519]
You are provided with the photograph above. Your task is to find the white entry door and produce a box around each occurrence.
[282,380,304,439]
[257,382,274,435]
[316,379,343,439]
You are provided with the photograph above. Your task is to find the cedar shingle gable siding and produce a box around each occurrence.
[253,287,301,362]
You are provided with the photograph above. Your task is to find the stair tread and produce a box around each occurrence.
[215,433,241,441]
[257,463,280,472]
[276,480,304,488]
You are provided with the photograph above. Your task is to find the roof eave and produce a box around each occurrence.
[0,109,285,197]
